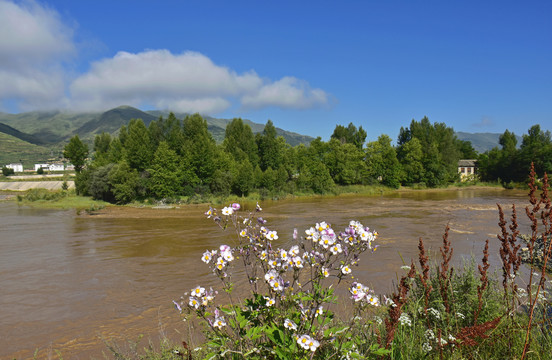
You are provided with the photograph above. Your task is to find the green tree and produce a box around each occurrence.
[92,132,112,167]
[324,139,366,185]
[519,125,552,179]
[257,120,285,171]
[399,138,425,185]
[63,135,89,173]
[123,119,153,172]
[232,159,254,196]
[182,114,219,187]
[108,161,140,204]
[148,141,183,199]
[88,164,116,202]
[330,122,367,149]
[223,118,259,166]
[365,135,402,188]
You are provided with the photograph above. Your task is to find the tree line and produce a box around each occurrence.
[477,124,552,186]
[62,113,549,204]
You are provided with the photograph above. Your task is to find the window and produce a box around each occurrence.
[460,167,465,173]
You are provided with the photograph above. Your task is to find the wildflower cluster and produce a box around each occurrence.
[175,202,382,358]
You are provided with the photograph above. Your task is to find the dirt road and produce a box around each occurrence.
[0,181,75,191]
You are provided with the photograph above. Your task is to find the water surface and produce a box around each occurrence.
[0,189,531,359]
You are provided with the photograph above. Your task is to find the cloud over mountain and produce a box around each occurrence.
[70,50,330,113]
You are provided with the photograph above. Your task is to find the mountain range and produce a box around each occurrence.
[0,106,523,166]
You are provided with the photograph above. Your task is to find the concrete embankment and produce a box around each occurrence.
[0,181,75,191]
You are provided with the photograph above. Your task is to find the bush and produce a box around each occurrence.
[2,166,14,176]
[174,203,387,359]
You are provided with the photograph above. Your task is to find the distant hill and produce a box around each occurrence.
[455,132,523,153]
[0,106,314,146]
[74,106,158,136]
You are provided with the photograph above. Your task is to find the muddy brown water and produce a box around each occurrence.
[1,189,533,359]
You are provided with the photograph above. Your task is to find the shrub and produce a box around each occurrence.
[174,203,388,359]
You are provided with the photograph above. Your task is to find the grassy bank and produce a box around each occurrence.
[13,188,108,212]
[6,181,512,212]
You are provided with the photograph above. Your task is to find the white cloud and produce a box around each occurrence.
[0,0,74,110]
[0,1,331,114]
[241,76,329,110]
[70,50,330,114]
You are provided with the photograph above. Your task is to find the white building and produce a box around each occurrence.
[458,159,477,181]
[49,163,64,171]
[5,163,23,172]
[34,164,50,172]
[34,163,65,172]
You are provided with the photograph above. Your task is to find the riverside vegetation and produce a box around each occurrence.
[60,112,551,205]
[105,164,552,359]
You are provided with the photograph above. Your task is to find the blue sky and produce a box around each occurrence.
[0,0,550,141]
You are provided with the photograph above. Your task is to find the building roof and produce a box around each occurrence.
[458,159,477,167]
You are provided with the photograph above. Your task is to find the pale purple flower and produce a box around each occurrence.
[231,203,240,211]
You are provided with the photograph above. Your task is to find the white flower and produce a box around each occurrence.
[399,312,411,326]
[191,286,205,297]
[284,318,297,330]
[422,342,433,352]
[265,297,275,307]
[400,265,411,271]
[260,250,267,261]
[315,306,323,317]
[320,234,335,248]
[297,335,319,352]
[316,222,329,232]
[341,264,352,275]
[267,230,278,241]
[269,278,283,291]
[239,229,248,237]
[329,243,342,255]
[292,256,304,268]
[201,251,213,264]
[289,245,300,256]
[321,267,330,278]
[265,269,278,282]
[213,316,226,328]
[221,207,233,216]
[428,307,441,320]
[280,249,288,261]
[189,297,200,309]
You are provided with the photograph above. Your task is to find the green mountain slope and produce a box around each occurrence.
[0,106,314,151]
[0,122,45,145]
[0,110,98,143]
[0,132,55,168]
[74,106,157,139]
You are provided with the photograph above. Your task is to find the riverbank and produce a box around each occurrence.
[3,182,514,216]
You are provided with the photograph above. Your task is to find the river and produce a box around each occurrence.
[0,188,532,359]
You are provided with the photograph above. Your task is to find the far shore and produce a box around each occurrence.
[1,182,518,219]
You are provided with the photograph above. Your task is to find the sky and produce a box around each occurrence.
[0,0,550,141]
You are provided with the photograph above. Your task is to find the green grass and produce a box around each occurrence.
[16,188,108,211]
